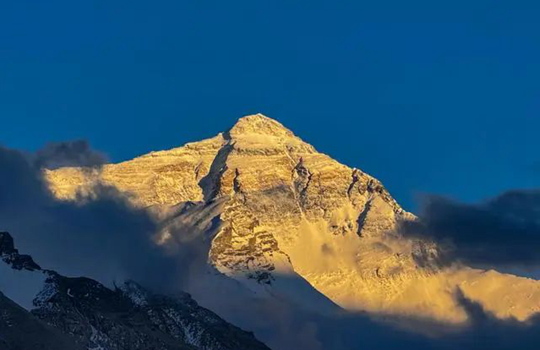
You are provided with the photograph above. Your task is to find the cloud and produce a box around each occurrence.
[400,190,540,268]
[33,140,107,169]
[0,144,177,289]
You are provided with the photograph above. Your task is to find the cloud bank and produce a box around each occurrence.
[400,191,540,268]
[0,142,177,289]
[33,139,108,169]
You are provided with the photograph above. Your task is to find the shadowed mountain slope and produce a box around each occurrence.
[0,231,271,350]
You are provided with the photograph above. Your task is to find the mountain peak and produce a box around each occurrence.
[43,114,540,333]
[228,113,295,138]
[0,231,41,271]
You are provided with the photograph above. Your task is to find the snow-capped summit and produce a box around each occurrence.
[45,114,540,327]
[228,113,296,138]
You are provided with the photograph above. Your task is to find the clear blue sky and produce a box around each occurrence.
[1,1,539,211]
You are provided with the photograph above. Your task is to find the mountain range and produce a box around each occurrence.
[3,114,540,349]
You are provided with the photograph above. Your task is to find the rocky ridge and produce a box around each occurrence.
[0,231,271,350]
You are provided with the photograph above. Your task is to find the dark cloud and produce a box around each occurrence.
[400,191,540,268]
[33,140,107,169]
[0,145,176,289]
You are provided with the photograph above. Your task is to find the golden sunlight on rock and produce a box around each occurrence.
[45,114,540,325]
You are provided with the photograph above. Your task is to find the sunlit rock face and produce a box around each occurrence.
[46,114,540,323]
[46,134,226,205]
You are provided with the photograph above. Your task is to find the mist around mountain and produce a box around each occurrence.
[2,114,540,350]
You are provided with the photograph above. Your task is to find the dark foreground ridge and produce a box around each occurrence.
[0,231,271,350]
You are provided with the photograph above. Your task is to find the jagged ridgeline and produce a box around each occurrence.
[0,231,270,350]
[44,114,540,324]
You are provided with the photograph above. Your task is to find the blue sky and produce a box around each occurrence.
[1,1,539,211]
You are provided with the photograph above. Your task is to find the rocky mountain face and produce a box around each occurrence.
[0,231,270,350]
[45,114,540,325]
